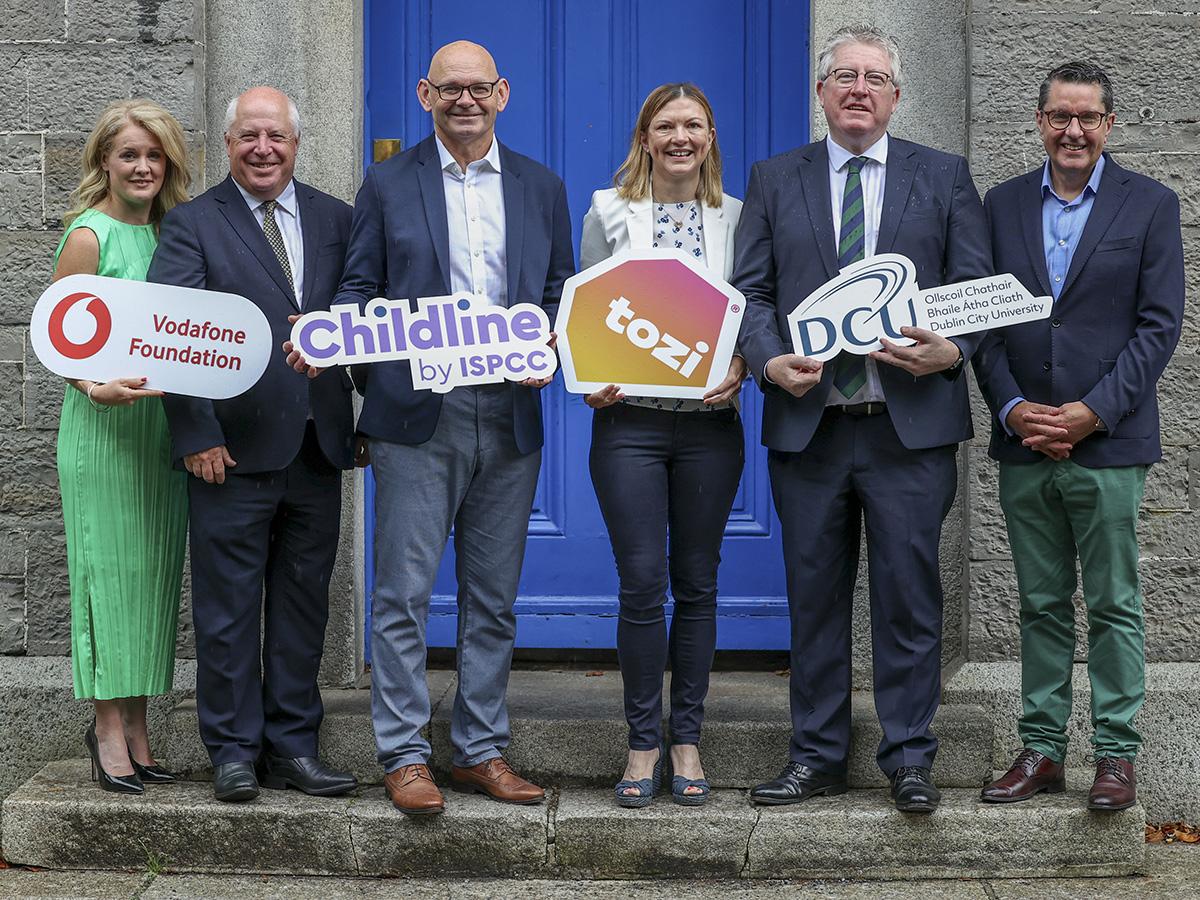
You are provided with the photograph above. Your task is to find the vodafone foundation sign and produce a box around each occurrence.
[30,274,272,399]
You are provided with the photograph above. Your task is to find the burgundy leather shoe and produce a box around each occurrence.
[1088,757,1137,811]
[981,748,1065,803]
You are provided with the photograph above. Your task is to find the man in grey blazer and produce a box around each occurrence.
[733,24,991,812]
[318,40,574,816]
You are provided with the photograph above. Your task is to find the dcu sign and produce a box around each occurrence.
[30,274,272,399]
[788,254,1053,362]
[555,249,745,399]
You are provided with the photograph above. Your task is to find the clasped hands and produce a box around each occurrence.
[766,326,961,399]
[1006,400,1101,461]
[282,315,558,388]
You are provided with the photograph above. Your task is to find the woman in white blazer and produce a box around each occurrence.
[581,83,746,809]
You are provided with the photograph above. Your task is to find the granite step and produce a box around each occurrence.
[1,760,1144,879]
[165,670,994,789]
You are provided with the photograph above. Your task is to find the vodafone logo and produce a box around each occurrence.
[48,292,112,359]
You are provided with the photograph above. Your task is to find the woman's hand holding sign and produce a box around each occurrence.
[766,354,824,399]
[585,384,625,409]
[703,354,749,405]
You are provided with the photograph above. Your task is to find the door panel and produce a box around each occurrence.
[363,0,810,651]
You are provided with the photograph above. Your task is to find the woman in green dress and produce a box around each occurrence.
[54,99,191,793]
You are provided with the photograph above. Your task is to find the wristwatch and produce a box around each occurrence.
[940,345,965,381]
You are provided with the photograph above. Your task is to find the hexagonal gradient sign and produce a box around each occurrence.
[554,249,745,399]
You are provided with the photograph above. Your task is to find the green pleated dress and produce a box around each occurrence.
[55,208,188,700]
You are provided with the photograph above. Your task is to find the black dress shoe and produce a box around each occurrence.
[213,761,260,802]
[750,761,848,806]
[259,754,358,797]
[891,766,940,813]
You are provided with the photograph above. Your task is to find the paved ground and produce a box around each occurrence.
[0,845,1196,899]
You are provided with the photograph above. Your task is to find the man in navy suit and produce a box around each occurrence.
[734,24,991,812]
[148,86,357,802]
[975,62,1183,812]
[321,41,573,816]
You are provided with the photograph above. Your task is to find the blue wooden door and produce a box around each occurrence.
[363,0,809,651]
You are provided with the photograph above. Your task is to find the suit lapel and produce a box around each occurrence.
[1019,169,1053,298]
[416,138,452,294]
[1059,155,1131,300]
[500,144,524,307]
[798,142,838,280]
[875,139,916,254]
[625,195,654,249]
[295,181,321,310]
[702,199,729,276]
[214,175,296,303]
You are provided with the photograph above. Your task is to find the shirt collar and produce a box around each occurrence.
[234,177,298,218]
[827,132,889,171]
[1041,153,1106,204]
[435,134,502,175]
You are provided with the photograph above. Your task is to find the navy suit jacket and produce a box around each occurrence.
[973,154,1184,468]
[334,135,575,455]
[148,176,355,472]
[734,137,992,453]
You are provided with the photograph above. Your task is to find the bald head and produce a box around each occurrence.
[427,41,498,84]
[419,41,509,167]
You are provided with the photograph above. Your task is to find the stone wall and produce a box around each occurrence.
[0,0,205,658]
[965,0,1200,664]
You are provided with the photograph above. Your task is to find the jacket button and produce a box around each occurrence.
[1051,318,1061,327]
[1042,362,1051,371]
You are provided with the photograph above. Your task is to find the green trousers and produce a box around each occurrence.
[998,458,1146,763]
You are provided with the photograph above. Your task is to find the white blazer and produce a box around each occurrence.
[580,187,742,279]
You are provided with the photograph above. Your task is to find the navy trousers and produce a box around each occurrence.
[590,403,744,750]
[768,407,956,777]
[188,423,341,766]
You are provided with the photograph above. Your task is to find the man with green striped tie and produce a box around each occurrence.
[733,24,992,813]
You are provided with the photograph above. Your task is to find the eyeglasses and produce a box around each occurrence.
[423,78,502,101]
[1040,109,1110,131]
[827,68,893,91]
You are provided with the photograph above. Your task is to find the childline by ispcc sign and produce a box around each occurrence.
[30,274,272,399]
[787,253,1053,361]
[554,249,745,399]
[289,294,557,392]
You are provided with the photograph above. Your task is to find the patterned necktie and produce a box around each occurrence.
[833,155,869,398]
[262,199,296,301]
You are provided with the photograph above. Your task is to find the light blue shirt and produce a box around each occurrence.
[999,155,1106,433]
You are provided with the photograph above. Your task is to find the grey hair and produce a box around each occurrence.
[816,24,903,89]
[222,90,302,137]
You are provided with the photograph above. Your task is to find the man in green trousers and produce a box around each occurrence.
[972,61,1184,811]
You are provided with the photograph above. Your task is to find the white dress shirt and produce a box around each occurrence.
[435,135,508,305]
[826,132,888,405]
[235,178,305,307]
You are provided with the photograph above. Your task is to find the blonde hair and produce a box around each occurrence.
[614,83,723,208]
[64,99,191,229]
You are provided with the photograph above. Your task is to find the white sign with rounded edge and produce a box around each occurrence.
[787,253,1052,361]
[30,274,272,399]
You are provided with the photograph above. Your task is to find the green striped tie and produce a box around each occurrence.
[833,156,869,398]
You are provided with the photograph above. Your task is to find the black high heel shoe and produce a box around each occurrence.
[84,721,143,794]
[127,745,177,785]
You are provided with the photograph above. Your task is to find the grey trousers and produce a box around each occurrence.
[369,384,541,772]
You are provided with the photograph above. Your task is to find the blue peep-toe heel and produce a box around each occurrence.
[614,745,666,809]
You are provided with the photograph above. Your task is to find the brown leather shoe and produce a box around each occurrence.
[981,748,1066,803]
[1088,757,1137,811]
[383,763,444,816]
[450,757,545,804]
